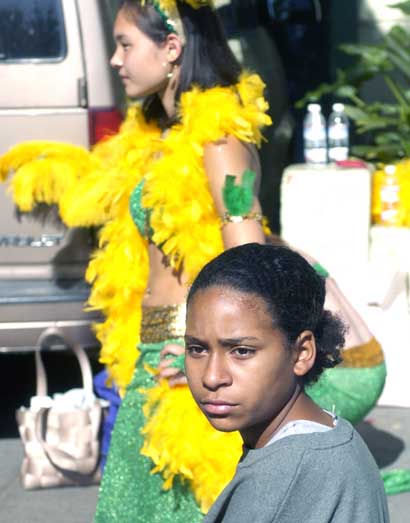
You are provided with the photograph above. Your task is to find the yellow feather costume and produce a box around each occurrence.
[0,72,270,390]
[141,379,243,512]
[0,73,271,511]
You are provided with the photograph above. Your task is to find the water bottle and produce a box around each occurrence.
[374,164,402,226]
[303,103,327,165]
[328,103,349,162]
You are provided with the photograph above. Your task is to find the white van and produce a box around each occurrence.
[0,0,122,353]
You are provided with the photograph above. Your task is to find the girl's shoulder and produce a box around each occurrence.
[178,73,272,147]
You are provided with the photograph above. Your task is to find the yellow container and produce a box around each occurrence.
[372,161,410,226]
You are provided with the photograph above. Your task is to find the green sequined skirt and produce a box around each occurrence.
[307,362,386,425]
[94,337,202,523]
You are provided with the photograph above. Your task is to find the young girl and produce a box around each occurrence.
[185,243,389,522]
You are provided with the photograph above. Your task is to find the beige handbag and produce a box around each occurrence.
[16,336,103,489]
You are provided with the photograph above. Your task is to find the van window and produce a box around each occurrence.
[0,0,66,62]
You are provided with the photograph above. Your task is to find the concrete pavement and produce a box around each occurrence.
[0,437,98,523]
[0,405,409,522]
[356,406,410,522]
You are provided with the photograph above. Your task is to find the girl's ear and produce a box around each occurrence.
[165,33,183,63]
[293,331,316,377]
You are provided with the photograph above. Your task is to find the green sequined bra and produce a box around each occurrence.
[129,179,152,238]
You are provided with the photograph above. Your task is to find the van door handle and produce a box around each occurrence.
[78,78,88,107]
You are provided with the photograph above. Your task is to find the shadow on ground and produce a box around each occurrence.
[356,419,405,468]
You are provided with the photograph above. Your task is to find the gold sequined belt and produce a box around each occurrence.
[140,303,186,344]
[341,337,384,368]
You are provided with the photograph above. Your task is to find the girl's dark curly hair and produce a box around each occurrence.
[187,243,346,386]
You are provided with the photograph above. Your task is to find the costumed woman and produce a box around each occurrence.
[0,0,386,521]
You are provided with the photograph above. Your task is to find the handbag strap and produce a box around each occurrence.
[34,405,102,475]
[35,328,94,397]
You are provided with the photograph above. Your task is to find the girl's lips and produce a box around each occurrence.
[202,402,237,416]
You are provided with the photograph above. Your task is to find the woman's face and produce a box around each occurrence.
[185,286,299,447]
[110,8,171,98]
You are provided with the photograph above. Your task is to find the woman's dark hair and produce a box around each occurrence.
[119,0,241,128]
[187,243,346,386]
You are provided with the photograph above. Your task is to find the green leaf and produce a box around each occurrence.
[352,144,406,162]
[383,75,410,111]
[387,25,410,53]
[387,54,410,82]
[295,84,333,108]
[388,1,410,15]
[357,122,398,133]
[343,105,373,121]
[385,28,410,81]
[340,44,390,68]
[334,85,358,99]
[375,132,403,145]
[370,103,401,116]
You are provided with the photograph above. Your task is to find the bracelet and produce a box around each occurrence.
[221,211,263,227]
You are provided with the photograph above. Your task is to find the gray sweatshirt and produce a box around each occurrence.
[204,418,389,523]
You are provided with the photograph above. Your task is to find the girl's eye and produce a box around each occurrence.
[186,345,207,357]
[232,347,255,358]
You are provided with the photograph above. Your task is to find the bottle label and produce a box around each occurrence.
[380,208,400,225]
[329,146,348,162]
[304,148,327,164]
[381,186,400,204]
[304,128,326,141]
[328,125,348,141]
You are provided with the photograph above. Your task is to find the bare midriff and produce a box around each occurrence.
[140,140,262,307]
[141,242,189,306]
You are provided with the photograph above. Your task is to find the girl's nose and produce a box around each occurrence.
[110,48,123,69]
[202,353,232,391]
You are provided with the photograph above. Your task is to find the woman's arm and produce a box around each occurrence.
[204,135,265,249]
[158,137,265,383]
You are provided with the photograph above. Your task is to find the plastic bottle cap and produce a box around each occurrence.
[307,103,321,112]
[332,103,345,112]
[385,164,396,175]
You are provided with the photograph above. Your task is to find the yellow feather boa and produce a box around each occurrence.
[0,72,271,392]
[0,72,271,511]
[141,380,243,513]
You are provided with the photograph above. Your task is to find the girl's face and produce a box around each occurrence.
[110,8,172,98]
[185,286,300,448]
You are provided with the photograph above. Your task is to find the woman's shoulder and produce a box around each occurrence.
[203,135,259,164]
[178,73,272,146]
[203,135,260,189]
